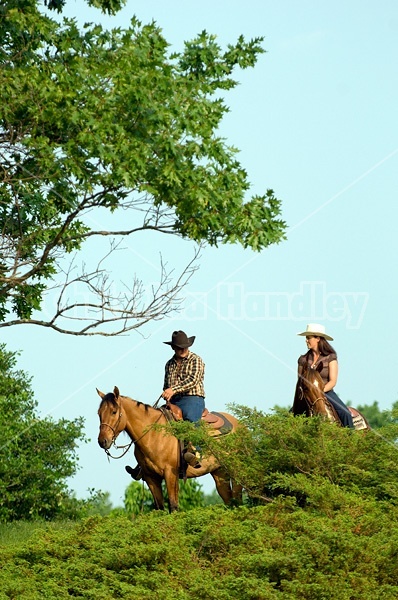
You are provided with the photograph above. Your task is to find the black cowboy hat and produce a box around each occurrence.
[163,330,195,348]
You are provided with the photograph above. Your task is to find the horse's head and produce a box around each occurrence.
[300,364,324,395]
[293,363,328,417]
[97,386,126,450]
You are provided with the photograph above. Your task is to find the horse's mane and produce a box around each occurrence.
[292,378,309,416]
[99,392,155,413]
[299,366,325,396]
[301,364,322,382]
[130,398,153,413]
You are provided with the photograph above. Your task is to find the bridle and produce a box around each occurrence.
[298,383,326,416]
[99,397,165,460]
[99,409,123,442]
[99,401,134,459]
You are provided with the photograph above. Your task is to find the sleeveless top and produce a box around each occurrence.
[298,351,337,386]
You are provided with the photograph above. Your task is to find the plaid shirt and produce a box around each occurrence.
[164,351,205,397]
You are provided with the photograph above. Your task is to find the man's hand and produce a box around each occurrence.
[162,388,175,402]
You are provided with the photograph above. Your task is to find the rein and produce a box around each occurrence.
[312,396,326,406]
[299,385,326,415]
[104,440,134,460]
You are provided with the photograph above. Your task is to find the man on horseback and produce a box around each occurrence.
[126,330,205,480]
[161,330,205,468]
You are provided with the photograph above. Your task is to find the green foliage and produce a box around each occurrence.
[124,481,155,515]
[354,400,398,429]
[45,0,127,13]
[59,489,115,519]
[0,519,76,548]
[202,488,223,506]
[0,343,88,521]
[1,403,398,596]
[202,405,398,509]
[124,478,206,515]
[157,403,398,511]
[0,504,398,599]
[0,1,286,328]
[83,489,114,516]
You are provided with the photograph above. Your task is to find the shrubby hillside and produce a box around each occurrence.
[0,500,397,599]
[1,410,398,599]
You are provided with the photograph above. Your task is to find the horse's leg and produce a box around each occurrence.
[231,480,243,504]
[144,474,165,511]
[164,466,179,513]
[210,468,233,505]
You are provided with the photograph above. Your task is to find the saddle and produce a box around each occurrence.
[163,403,233,435]
[323,400,370,431]
[348,407,370,431]
[160,403,233,481]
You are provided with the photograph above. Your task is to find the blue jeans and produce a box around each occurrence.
[172,395,205,422]
[325,390,354,428]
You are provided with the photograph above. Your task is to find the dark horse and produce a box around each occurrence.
[292,364,370,430]
[97,386,242,512]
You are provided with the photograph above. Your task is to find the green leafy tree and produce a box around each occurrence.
[0,0,286,336]
[83,489,114,516]
[203,488,223,506]
[354,400,398,429]
[44,0,127,13]
[0,343,87,521]
[179,404,398,508]
[124,478,206,515]
[124,481,155,515]
[60,489,115,518]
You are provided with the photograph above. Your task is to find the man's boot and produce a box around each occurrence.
[125,465,142,480]
[183,451,201,469]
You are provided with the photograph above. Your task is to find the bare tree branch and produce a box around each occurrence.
[0,242,202,335]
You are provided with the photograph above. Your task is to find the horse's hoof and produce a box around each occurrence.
[125,465,142,480]
[184,452,201,469]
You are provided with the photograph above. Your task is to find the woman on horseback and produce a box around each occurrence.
[297,323,354,428]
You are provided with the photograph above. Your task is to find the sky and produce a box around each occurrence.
[2,0,398,506]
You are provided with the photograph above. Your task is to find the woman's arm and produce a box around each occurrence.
[324,359,338,392]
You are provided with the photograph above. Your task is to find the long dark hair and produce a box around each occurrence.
[318,337,337,357]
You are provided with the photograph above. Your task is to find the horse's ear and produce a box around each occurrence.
[96,388,105,399]
[316,362,323,373]
[113,386,120,399]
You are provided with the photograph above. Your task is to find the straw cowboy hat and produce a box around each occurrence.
[163,330,195,348]
[297,323,334,341]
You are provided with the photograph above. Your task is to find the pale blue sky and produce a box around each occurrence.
[3,1,398,505]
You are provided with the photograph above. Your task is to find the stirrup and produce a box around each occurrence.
[125,465,142,480]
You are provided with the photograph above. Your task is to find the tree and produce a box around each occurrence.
[0,343,87,521]
[354,400,398,429]
[44,0,127,14]
[60,489,115,518]
[203,488,223,506]
[0,1,286,336]
[180,404,398,507]
[124,478,206,515]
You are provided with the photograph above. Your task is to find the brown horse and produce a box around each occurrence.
[292,365,370,430]
[97,386,242,512]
